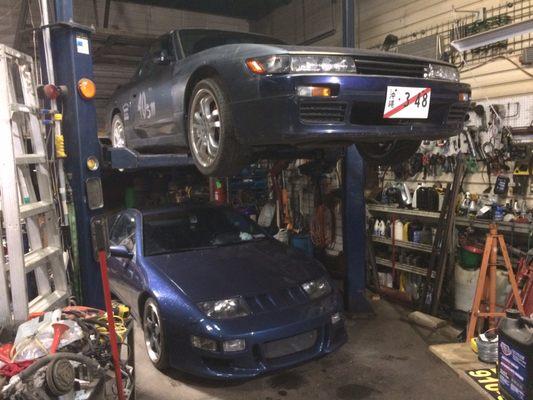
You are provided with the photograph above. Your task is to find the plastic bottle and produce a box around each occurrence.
[373,219,380,236]
[412,183,422,209]
[378,220,386,236]
[394,220,404,241]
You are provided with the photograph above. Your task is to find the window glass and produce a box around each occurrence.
[143,207,266,257]
[138,34,173,78]
[110,213,136,249]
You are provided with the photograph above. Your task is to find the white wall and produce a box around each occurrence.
[357,0,533,100]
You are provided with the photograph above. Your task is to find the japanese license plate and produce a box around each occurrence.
[383,86,431,119]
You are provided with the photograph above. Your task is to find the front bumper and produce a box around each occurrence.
[164,294,347,379]
[230,74,470,146]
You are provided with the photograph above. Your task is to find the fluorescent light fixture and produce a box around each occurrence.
[451,19,533,52]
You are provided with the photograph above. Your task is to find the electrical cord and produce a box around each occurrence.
[459,55,533,79]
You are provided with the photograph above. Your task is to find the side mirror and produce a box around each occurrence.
[153,49,171,65]
[109,244,133,259]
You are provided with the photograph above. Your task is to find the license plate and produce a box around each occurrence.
[383,86,431,119]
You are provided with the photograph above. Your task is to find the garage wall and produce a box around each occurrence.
[357,0,533,100]
[251,0,343,46]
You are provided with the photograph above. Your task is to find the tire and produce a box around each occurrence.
[356,140,421,166]
[143,298,168,370]
[111,114,126,148]
[187,78,246,176]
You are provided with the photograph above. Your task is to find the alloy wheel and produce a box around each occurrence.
[189,88,221,168]
[144,302,162,363]
[112,115,125,148]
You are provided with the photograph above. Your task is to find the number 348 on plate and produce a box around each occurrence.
[383,86,431,119]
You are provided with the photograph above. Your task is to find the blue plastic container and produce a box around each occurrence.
[291,234,313,256]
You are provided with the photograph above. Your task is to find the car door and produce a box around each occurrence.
[108,212,138,307]
[131,34,177,145]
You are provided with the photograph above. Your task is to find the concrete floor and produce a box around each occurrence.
[135,299,481,400]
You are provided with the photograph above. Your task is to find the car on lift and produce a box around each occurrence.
[107,204,347,379]
[106,28,471,176]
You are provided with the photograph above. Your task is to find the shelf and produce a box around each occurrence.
[371,236,433,253]
[367,204,440,219]
[375,256,435,278]
[455,217,531,235]
[367,204,532,235]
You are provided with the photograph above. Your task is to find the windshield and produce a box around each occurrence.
[142,207,267,256]
[179,29,285,56]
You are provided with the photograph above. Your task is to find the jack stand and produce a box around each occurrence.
[466,224,525,341]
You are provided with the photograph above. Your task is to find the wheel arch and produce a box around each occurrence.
[138,291,152,323]
[183,66,225,133]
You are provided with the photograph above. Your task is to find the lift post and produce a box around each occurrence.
[46,0,105,307]
[342,0,372,313]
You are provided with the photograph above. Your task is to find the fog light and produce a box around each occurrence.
[191,335,217,352]
[331,312,342,324]
[297,86,331,97]
[223,339,245,352]
[459,92,470,102]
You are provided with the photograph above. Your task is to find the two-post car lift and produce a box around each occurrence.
[48,0,371,313]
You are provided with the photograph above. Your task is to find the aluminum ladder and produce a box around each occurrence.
[0,44,68,325]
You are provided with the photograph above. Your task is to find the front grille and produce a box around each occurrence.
[447,103,469,126]
[299,101,347,123]
[245,286,308,314]
[354,56,427,78]
[263,330,318,359]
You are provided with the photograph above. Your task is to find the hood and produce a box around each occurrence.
[145,239,324,302]
[272,44,451,66]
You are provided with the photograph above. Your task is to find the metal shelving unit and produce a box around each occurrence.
[367,204,532,235]
[371,236,433,253]
[375,257,436,278]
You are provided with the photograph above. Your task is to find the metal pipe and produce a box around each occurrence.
[40,0,69,228]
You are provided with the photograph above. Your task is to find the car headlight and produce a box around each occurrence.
[301,277,332,300]
[197,297,250,320]
[290,55,356,73]
[246,54,356,74]
[426,63,459,82]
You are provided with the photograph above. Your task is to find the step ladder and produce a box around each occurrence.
[0,44,69,325]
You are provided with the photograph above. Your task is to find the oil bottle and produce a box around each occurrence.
[498,309,533,400]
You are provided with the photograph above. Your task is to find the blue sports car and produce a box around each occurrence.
[107,204,346,379]
[106,28,471,176]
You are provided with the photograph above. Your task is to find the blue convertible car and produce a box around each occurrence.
[107,204,346,379]
[106,28,470,176]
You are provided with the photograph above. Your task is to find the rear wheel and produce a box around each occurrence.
[143,298,168,370]
[111,114,126,148]
[187,78,246,176]
[356,140,421,166]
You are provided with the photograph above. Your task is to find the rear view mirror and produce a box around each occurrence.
[109,245,133,259]
[153,49,171,65]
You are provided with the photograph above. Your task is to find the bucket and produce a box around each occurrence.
[291,234,313,256]
[459,245,483,269]
[454,264,511,312]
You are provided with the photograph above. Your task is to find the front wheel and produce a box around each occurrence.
[356,140,421,166]
[143,298,168,370]
[187,78,247,176]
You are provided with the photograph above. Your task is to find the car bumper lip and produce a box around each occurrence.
[230,74,470,146]
[167,305,347,379]
[195,320,346,379]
